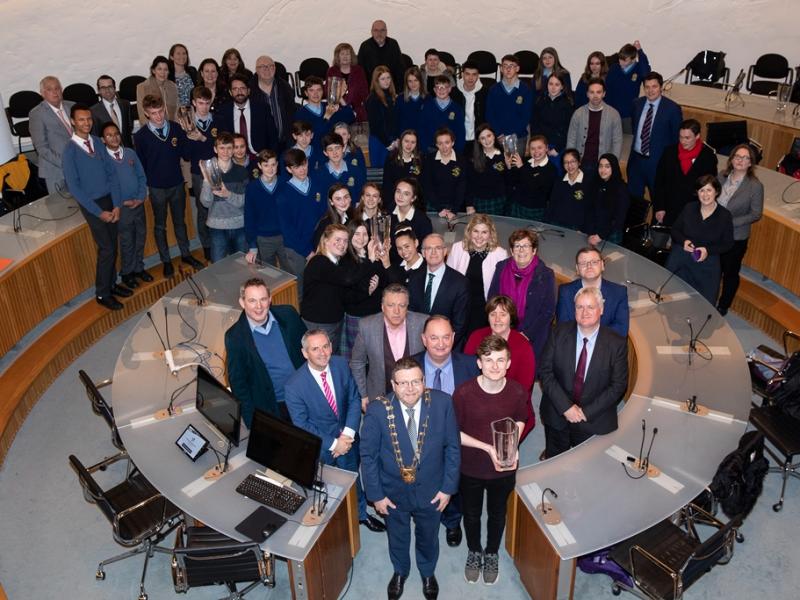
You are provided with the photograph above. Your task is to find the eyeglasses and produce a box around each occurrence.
[577,259,602,268]
[512,243,533,251]
[423,246,445,252]
[732,154,751,161]
[564,159,579,166]
[393,379,423,388]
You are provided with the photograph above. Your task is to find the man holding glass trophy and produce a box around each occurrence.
[452,334,527,585]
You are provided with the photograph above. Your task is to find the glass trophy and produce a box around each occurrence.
[491,417,519,468]
[177,105,195,132]
[503,133,519,158]
[203,158,224,192]
[370,214,392,252]
[327,76,343,105]
[774,84,792,112]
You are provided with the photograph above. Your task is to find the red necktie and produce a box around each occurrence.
[573,337,588,404]
[114,151,121,161]
[84,138,94,154]
[320,371,338,417]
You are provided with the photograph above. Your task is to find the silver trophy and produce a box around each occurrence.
[491,417,519,468]
[203,158,224,192]
[327,76,343,105]
[177,105,195,132]
[370,214,392,252]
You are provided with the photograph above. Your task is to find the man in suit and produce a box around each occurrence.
[626,72,682,200]
[285,329,386,533]
[566,78,623,172]
[360,357,461,600]
[216,74,277,158]
[224,277,306,426]
[29,76,75,195]
[540,286,629,458]
[408,234,470,346]
[351,283,427,410]
[251,55,297,152]
[91,75,133,148]
[556,246,630,337]
[412,314,479,547]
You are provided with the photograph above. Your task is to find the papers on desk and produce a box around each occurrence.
[650,396,740,424]
[181,452,249,497]
[605,445,684,494]
[655,345,731,356]
[520,482,576,547]
[629,291,691,309]
[130,348,199,363]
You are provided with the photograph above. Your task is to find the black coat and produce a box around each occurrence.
[653,143,717,226]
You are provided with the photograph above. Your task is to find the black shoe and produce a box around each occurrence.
[135,270,154,283]
[360,515,386,532]
[539,449,547,461]
[181,255,204,269]
[163,262,175,278]
[203,247,212,261]
[121,274,139,289]
[717,305,728,316]
[387,573,406,600]
[446,526,462,547]
[110,284,133,298]
[96,296,123,311]
[422,575,439,599]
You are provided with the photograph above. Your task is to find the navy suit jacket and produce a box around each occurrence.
[407,266,470,346]
[412,350,480,391]
[360,389,461,510]
[631,95,682,161]
[284,356,361,456]
[215,97,278,153]
[224,306,306,426]
[556,279,630,337]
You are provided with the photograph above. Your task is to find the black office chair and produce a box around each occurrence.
[609,504,743,600]
[78,369,124,452]
[171,523,275,599]
[515,50,539,87]
[6,90,42,152]
[747,330,800,402]
[69,454,182,600]
[119,75,145,122]
[705,120,763,163]
[437,51,459,78]
[400,53,414,74]
[466,50,499,82]
[274,61,294,89]
[63,82,98,106]
[684,50,730,89]
[746,53,793,96]
[295,57,329,99]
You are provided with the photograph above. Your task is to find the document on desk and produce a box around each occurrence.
[604,251,624,263]
[650,396,740,424]
[126,405,197,429]
[605,445,684,494]
[181,452,249,497]
[520,482,576,547]
[629,291,691,309]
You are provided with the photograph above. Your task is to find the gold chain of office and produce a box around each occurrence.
[379,390,431,484]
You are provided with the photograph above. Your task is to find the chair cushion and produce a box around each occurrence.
[105,473,180,543]
[749,406,800,457]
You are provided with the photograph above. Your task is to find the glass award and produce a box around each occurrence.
[503,133,519,158]
[177,105,195,132]
[204,158,224,192]
[491,417,519,468]
[327,76,343,105]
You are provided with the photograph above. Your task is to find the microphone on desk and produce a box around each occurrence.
[185,272,206,306]
[687,314,713,365]
[642,428,658,472]
[626,269,677,305]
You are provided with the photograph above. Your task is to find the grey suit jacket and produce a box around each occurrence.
[29,100,75,181]
[717,174,764,241]
[566,102,623,160]
[349,311,427,400]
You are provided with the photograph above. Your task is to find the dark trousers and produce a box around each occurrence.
[717,238,748,311]
[666,246,721,305]
[79,194,117,298]
[320,443,368,521]
[149,184,189,263]
[118,203,146,276]
[460,472,516,554]
[385,502,441,578]
[544,423,593,458]
[440,492,462,529]
[626,152,657,200]
[191,173,211,250]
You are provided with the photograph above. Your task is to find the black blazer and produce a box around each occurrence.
[653,143,717,226]
[539,321,628,436]
[249,77,298,150]
[407,265,471,346]
[91,98,133,148]
[215,97,278,153]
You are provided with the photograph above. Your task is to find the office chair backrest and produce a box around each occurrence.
[69,454,115,524]
[515,50,539,75]
[754,53,790,79]
[466,50,499,79]
[681,514,742,588]
[78,370,124,450]
[8,90,42,119]
[63,83,98,105]
[687,50,727,83]
[118,75,145,102]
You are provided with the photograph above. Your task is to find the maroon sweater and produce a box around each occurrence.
[453,377,528,479]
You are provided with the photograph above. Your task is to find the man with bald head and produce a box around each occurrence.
[357,20,405,90]
[251,55,296,150]
[29,76,75,194]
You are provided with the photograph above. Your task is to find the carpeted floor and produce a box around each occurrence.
[0,310,797,600]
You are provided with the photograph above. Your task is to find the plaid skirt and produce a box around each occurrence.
[473,195,507,216]
[509,204,546,223]
[341,313,362,361]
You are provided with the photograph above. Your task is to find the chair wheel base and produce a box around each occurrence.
[736,532,745,543]
[612,584,622,595]
[95,570,105,580]
[773,502,783,512]
[138,594,147,600]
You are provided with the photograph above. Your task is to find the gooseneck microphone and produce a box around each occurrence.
[626,269,678,305]
[185,272,206,306]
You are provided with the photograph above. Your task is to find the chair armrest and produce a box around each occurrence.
[748,356,782,376]
[113,492,172,535]
[86,451,129,473]
[783,331,800,356]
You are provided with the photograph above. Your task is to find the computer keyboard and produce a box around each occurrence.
[236,474,306,515]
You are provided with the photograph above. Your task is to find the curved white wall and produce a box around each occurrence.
[2,0,797,99]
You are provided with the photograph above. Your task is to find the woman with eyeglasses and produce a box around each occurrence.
[488,229,555,358]
[546,148,588,232]
[715,144,763,315]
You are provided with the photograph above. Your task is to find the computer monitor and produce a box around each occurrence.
[196,366,241,447]
[246,409,322,489]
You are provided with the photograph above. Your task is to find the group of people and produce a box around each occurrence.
[224,224,630,598]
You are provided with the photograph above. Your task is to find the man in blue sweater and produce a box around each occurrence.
[133,94,204,278]
[486,54,532,142]
[62,104,130,310]
[101,122,150,290]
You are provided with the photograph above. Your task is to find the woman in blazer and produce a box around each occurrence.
[716,144,764,315]
[136,56,179,121]
[447,214,509,335]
